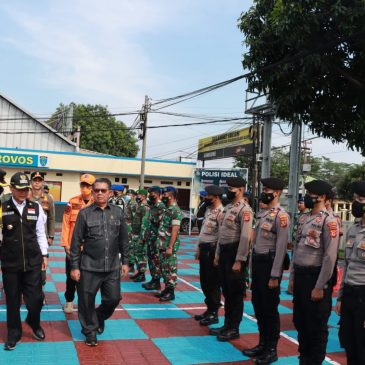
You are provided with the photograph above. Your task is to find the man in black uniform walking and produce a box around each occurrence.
[1,172,48,351]
[70,178,129,346]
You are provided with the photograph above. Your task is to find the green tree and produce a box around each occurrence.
[48,103,139,157]
[238,1,365,154]
[337,163,365,199]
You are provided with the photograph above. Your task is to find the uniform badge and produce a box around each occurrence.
[316,216,322,223]
[279,214,288,228]
[243,211,251,222]
[346,240,354,248]
[327,221,338,238]
[7,224,13,230]
[28,208,36,214]
[358,242,365,250]
[270,212,276,217]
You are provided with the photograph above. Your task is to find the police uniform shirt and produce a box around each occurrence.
[253,204,290,278]
[10,198,48,255]
[199,204,224,244]
[292,209,339,289]
[338,221,365,299]
[216,199,253,262]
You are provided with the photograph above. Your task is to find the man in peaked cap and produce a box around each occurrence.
[1,172,48,350]
[335,180,365,365]
[29,171,56,246]
[154,186,182,301]
[210,176,253,341]
[242,177,289,363]
[142,186,166,291]
[194,185,224,326]
[61,173,95,314]
[289,179,340,365]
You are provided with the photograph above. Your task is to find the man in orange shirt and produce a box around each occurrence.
[61,174,95,313]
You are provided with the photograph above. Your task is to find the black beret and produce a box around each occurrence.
[351,181,365,197]
[304,180,332,196]
[126,189,136,195]
[261,177,285,190]
[148,185,161,193]
[226,177,246,188]
[205,185,224,196]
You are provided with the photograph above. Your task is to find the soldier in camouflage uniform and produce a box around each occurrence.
[124,189,137,272]
[142,186,165,291]
[154,186,182,302]
[130,189,150,282]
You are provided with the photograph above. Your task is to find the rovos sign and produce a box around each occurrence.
[0,152,49,168]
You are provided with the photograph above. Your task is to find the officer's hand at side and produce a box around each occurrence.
[311,288,324,301]
[213,255,219,267]
[48,238,54,246]
[165,247,173,257]
[120,264,129,277]
[195,249,200,260]
[288,280,294,294]
[64,246,71,256]
[71,269,81,282]
[42,257,48,271]
[232,261,241,273]
[268,278,279,289]
[335,301,341,316]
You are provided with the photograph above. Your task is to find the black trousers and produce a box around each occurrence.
[77,269,121,337]
[339,285,365,365]
[219,243,245,330]
[293,267,332,364]
[251,255,280,347]
[2,265,43,341]
[65,256,77,302]
[199,242,221,312]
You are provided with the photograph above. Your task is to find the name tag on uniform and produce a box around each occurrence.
[28,208,36,214]
[26,215,38,221]
[2,211,15,216]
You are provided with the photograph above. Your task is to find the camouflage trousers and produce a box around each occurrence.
[159,242,180,289]
[129,233,140,266]
[134,238,147,273]
[146,237,161,280]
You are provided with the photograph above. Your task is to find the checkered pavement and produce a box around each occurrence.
[0,232,347,364]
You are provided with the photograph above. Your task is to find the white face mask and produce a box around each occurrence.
[124,195,131,202]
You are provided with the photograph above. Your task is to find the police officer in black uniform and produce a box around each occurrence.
[335,181,365,365]
[1,172,49,351]
[196,190,208,232]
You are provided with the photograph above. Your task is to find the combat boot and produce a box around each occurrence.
[194,310,209,321]
[242,336,266,357]
[142,279,161,290]
[217,327,239,341]
[154,288,167,298]
[132,272,146,282]
[159,287,175,302]
[255,347,278,365]
[200,312,218,326]
[209,325,227,336]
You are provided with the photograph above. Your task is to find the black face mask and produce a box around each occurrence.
[351,200,365,218]
[304,194,318,209]
[0,186,3,195]
[136,197,142,204]
[205,198,213,206]
[147,196,156,205]
[162,196,170,205]
[226,190,237,201]
[260,192,275,204]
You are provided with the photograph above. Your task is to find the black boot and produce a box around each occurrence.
[200,312,218,326]
[209,325,227,336]
[159,287,175,302]
[194,310,209,321]
[132,272,146,282]
[155,288,167,298]
[255,347,278,365]
[142,279,161,290]
[242,336,266,357]
[217,328,240,341]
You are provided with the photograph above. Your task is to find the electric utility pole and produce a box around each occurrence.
[140,95,150,189]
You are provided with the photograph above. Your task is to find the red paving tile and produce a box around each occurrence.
[279,313,296,331]
[136,318,210,338]
[50,267,67,274]
[121,292,161,304]
[327,351,347,364]
[75,340,170,365]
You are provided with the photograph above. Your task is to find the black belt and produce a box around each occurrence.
[219,242,239,252]
[252,250,275,261]
[294,264,321,275]
[199,242,217,248]
[344,283,365,296]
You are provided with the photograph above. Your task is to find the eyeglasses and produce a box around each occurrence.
[93,189,108,194]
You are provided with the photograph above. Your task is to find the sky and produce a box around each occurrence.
[0,0,363,167]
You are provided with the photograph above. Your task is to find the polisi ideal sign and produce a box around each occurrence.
[0,152,49,168]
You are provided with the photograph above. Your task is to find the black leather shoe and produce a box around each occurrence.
[97,318,105,335]
[159,289,175,302]
[142,279,161,290]
[133,273,146,282]
[255,348,278,364]
[217,328,239,341]
[209,325,227,336]
[85,336,98,347]
[25,318,45,341]
[194,311,208,321]
[200,313,218,326]
[4,340,18,351]
[242,341,266,357]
